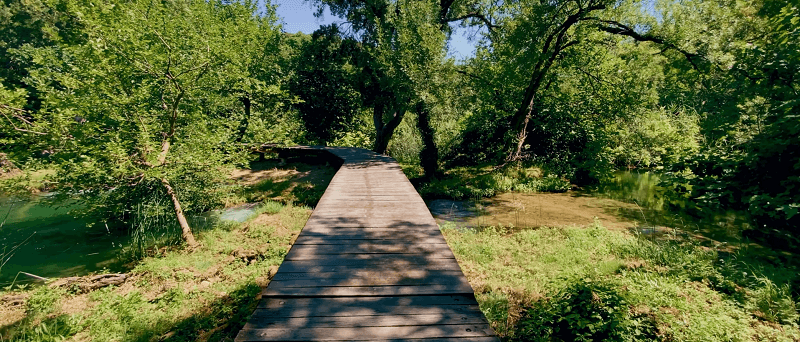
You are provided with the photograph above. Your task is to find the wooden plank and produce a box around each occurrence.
[278,255,458,266]
[299,227,441,235]
[313,202,429,209]
[239,338,499,342]
[238,337,499,342]
[236,324,495,341]
[263,283,474,296]
[271,270,465,281]
[276,263,462,273]
[315,201,426,207]
[257,295,478,309]
[303,218,438,228]
[293,236,447,244]
[310,209,432,217]
[285,242,451,255]
[242,312,489,329]
[269,273,469,287]
[284,249,456,260]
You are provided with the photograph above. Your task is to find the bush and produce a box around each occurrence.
[417,166,570,200]
[514,279,639,342]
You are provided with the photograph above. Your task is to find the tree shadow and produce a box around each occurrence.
[151,282,262,342]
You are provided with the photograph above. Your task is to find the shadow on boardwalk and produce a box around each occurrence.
[235,147,498,342]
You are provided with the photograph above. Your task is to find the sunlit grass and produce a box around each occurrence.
[442,222,800,341]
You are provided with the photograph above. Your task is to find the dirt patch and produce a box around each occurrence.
[231,166,296,186]
[231,159,336,186]
[463,192,641,230]
[0,293,27,328]
[231,159,338,206]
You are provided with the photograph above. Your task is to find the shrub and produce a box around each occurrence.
[514,279,635,342]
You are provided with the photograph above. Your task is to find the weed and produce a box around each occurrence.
[418,166,570,200]
[443,223,800,341]
[515,279,632,342]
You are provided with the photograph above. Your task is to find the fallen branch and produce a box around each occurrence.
[49,273,128,293]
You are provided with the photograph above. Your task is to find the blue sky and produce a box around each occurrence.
[271,0,480,59]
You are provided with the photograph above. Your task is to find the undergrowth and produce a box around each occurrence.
[0,201,310,342]
[441,222,800,341]
[416,165,571,200]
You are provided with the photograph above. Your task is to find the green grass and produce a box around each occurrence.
[0,202,311,342]
[441,222,800,341]
[416,165,570,200]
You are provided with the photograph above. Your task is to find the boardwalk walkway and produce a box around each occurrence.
[235,147,499,342]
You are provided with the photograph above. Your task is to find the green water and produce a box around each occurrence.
[0,196,257,287]
[0,196,128,287]
[594,171,753,242]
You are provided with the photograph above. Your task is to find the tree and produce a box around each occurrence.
[291,25,363,143]
[20,0,283,246]
[310,0,450,158]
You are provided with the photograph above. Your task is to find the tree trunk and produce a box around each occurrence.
[416,101,439,178]
[372,101,406,155]
[161,178,197,248]
[505,3,606,163]
[235,96,251,143]
[508,113,532,163]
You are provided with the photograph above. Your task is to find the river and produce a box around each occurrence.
[0,195,260,288]
[0,196,127,287]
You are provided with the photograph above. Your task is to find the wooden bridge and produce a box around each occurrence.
[235,147,499,342]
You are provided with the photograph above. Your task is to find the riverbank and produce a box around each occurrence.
[429,187,800,341]
[0,201,309,341]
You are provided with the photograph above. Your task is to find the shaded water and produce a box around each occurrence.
[593,171,752,243]
[0,196,257,287]
[0,196,128,287]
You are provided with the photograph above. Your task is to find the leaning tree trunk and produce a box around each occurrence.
[505,2,606,163]
[155,81,197,247]
[161,178,197,248]
[415,101,439,178]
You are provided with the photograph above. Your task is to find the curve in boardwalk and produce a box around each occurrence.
[236,147,499,342]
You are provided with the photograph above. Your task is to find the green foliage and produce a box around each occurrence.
[7,314,84,342]
[257,201,285,215]
[290,24,364,143]
[606,106,701,169]
[25,286,66,318]
[0,0,293,239]
[515,279,633,342]
[3,203,310,341]
[418,166,570,200]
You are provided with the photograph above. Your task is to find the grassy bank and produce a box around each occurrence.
[442,222,800,341]
[407,165,571,200]
[0,201,308,342]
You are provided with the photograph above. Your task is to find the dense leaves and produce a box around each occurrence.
[2,0,799,239]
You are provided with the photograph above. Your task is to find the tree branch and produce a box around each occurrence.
[443,12,500,32]
[588,18,706,72]
[0,108,46,135]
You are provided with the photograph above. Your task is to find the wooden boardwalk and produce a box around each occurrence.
[235,147,499,342]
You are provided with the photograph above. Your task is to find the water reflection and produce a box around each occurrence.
[592,171,752,244]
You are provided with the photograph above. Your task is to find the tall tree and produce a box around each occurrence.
[20,0,283,246]
[311,0,449,156]
[291,25,363,143]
